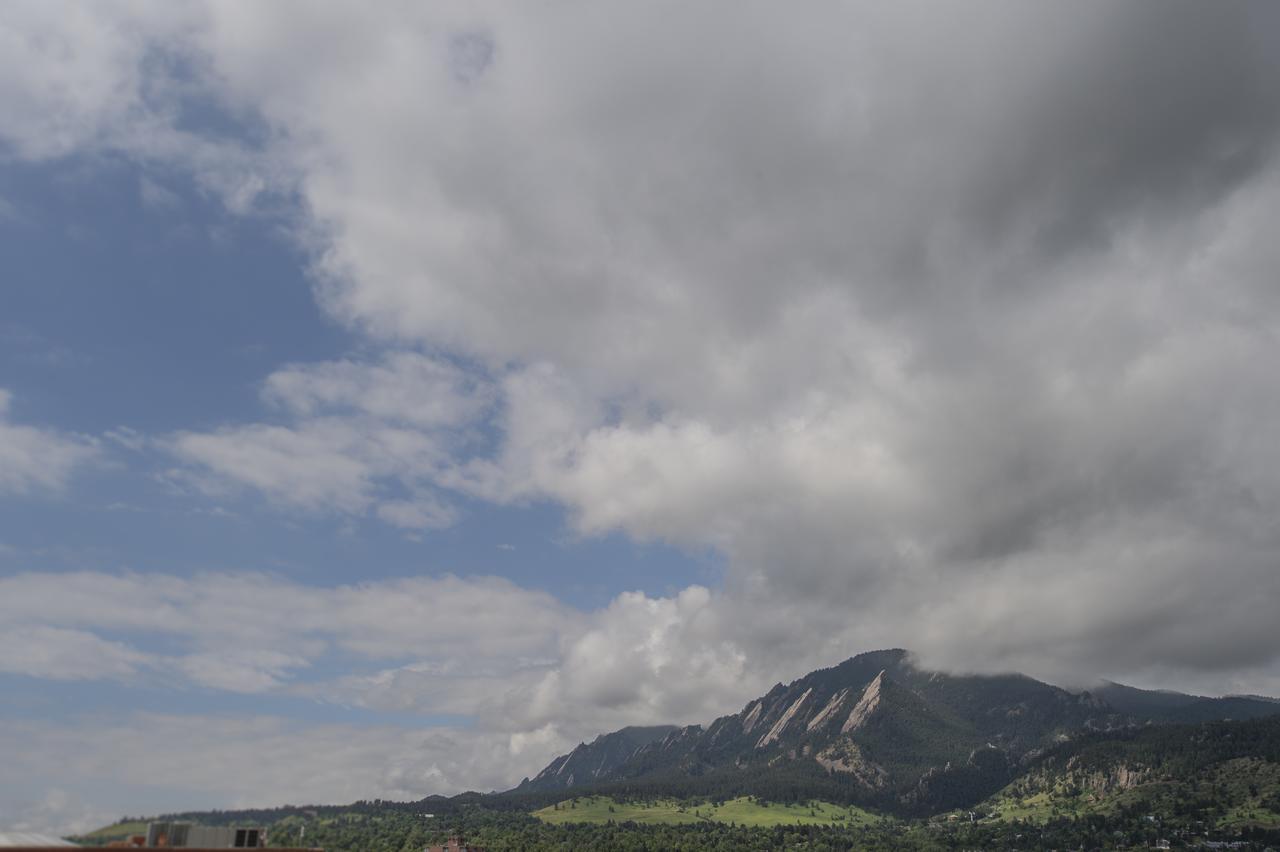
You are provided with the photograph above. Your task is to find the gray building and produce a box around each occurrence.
[145,822,264,848]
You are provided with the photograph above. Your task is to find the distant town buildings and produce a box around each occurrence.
[0,821,323,852]
[101,821,320,851]
[102,822,265,848]
[150,823,261,848]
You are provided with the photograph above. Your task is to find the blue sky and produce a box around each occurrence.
[1,153,709,605]
[3,0,1280,837]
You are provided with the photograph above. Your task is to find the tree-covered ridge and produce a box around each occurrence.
[516,725,678,792]
[982,714,1280,829]
[1093,680,1280,725]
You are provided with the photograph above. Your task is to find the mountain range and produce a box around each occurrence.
[514,649,1280,815]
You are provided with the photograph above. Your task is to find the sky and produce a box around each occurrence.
[2,0,1280,836]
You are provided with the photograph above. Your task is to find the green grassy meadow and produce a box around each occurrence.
[533,794,884,827]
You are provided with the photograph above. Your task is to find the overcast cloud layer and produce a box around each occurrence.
[3,0,1280,835]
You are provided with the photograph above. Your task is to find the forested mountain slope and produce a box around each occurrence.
[516,649,1147,813]
[982,714,1280,830]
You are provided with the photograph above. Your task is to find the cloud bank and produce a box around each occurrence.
[147,0,1280,683]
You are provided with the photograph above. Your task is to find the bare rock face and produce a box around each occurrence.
[815,738,889,789]
[807,687,850,732]
[740,701,764,734]
[1064,755,1150,793]
[757,687,813,748]
[842,671,885,734]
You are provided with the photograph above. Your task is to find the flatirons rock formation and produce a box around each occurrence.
[514,649,1279,813]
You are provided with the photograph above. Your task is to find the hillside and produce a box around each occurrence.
[516,649,1280,817]
[532,794,881,827]
[514,649,1134,815]
[516,725,678,792]
[981,715,1280,833]
[1093,680,1280,725]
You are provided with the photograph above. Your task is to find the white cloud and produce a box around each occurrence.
[319,583,768,739]
[0,571,577,690]
[263,352,491,428]
[169,353,488,529]
[0,567,773,765]
[176,649,311,693]
[0,568,772,832]
[0,389,98,495]
[514,586,758,734]
[0,2,291,211]
[0,626,149,680]
[171,419,395,514]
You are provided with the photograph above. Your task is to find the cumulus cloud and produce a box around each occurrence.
[169,353,488,528]
[0,2,289,209]
[512,586,758,735]
[0,569,777,833]
[0,568,770,730]
[0,389,98,494]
